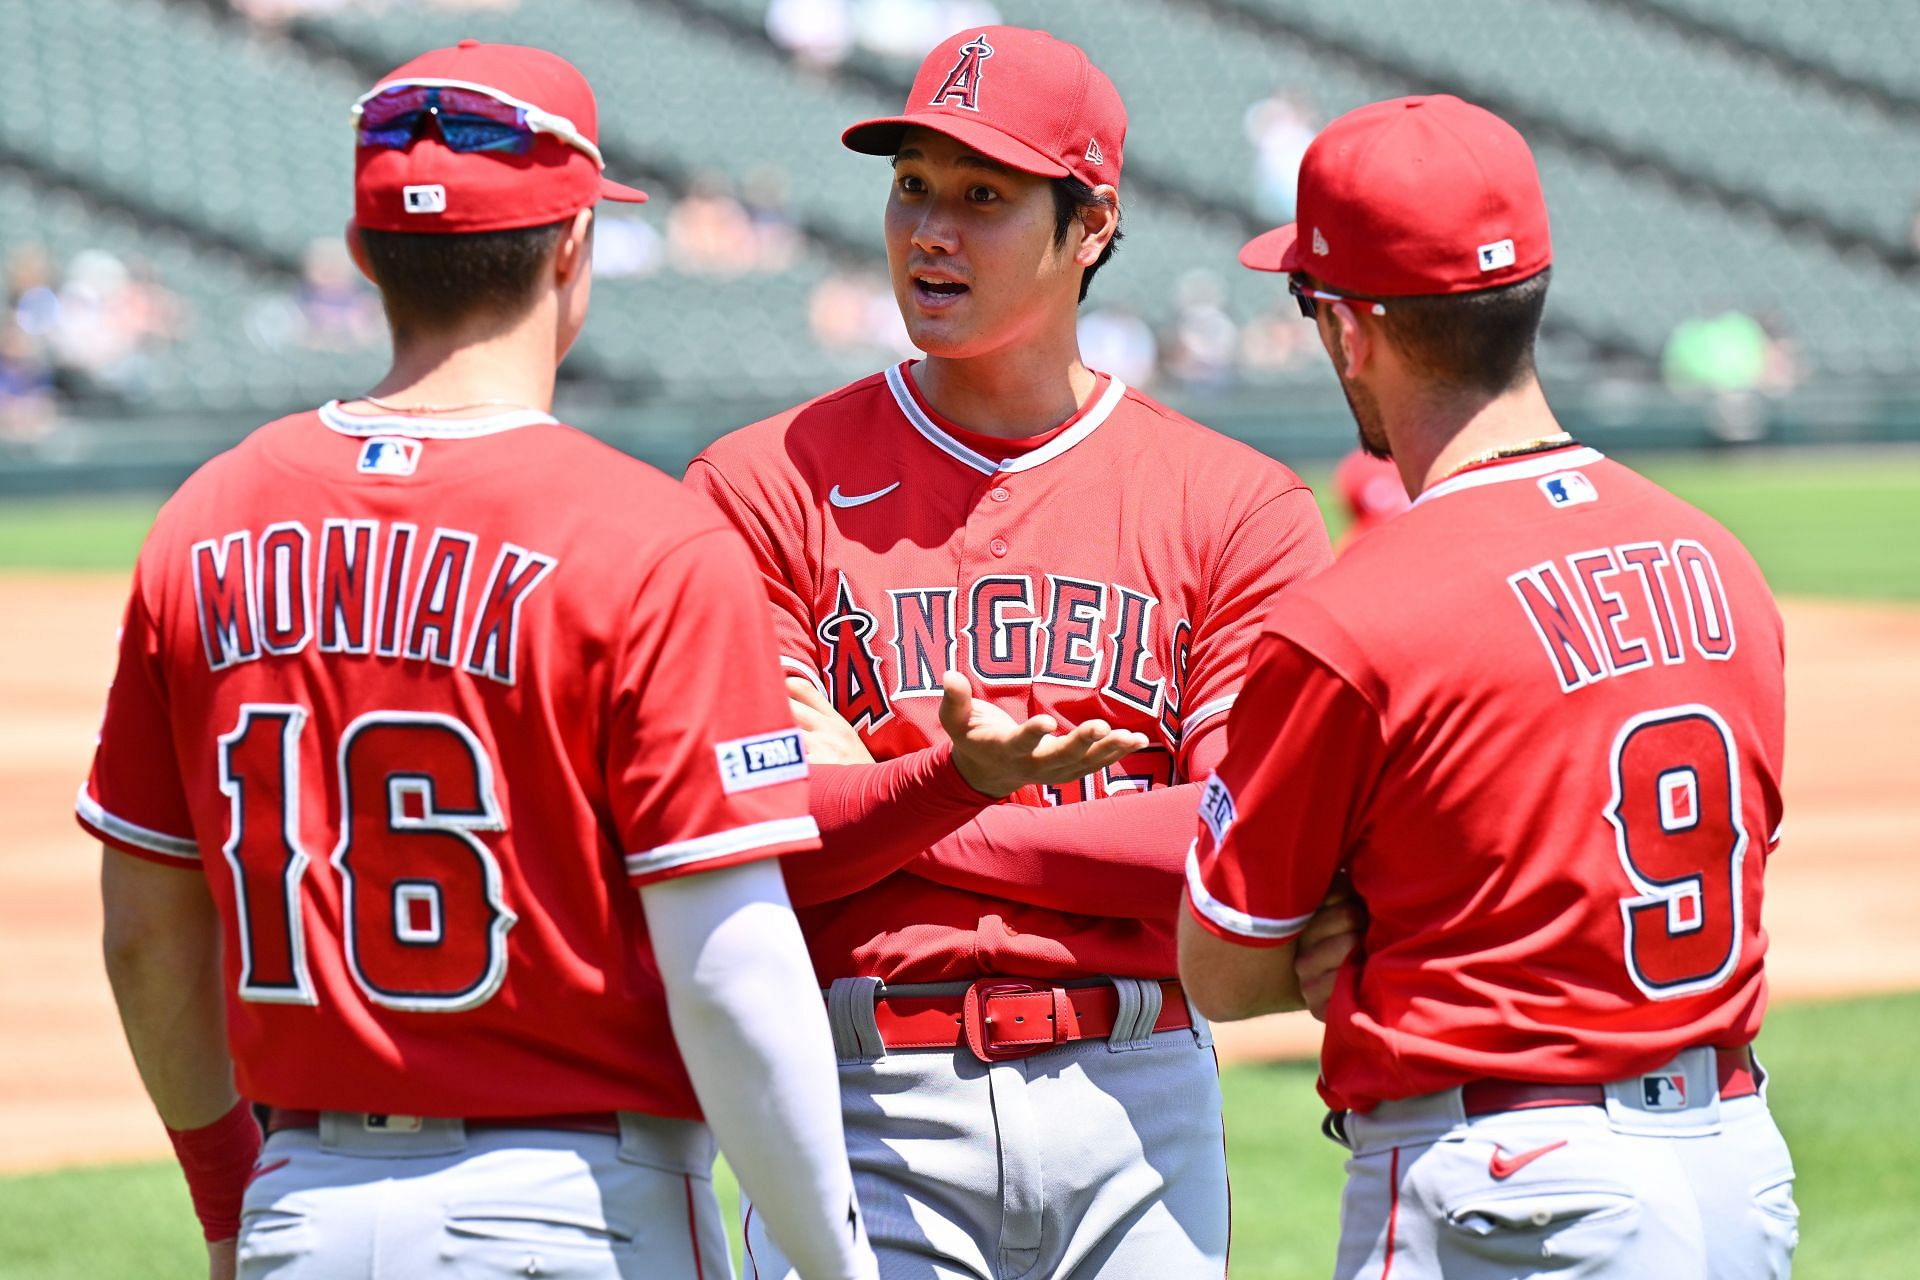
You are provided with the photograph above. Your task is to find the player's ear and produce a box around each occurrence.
[1328,300,1373,380]
[554,207,595,289]
[1073,185,1120,267]
[343,222,376,286]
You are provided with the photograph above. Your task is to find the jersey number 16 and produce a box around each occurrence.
[217,703,517,1014]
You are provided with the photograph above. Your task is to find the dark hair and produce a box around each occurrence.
[1373,268,1552,396]
[357,218,574,338]
[1051,177,1121,304]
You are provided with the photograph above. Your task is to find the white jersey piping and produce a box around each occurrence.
[1412,446,1607,507]
[76,786,201,860]
[1184,843,1314,941]
[625,816,821,879]
[883,363,1126,476]
[318,400,558,439]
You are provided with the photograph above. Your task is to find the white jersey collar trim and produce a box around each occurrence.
[318,400,558,439]
[1412,446,1606,508]
[883,363,1126,476]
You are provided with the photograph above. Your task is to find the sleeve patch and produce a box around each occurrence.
[716,729,809,793]
[1198,773,1236,845]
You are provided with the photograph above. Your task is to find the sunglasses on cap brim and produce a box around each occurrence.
[1289,276,1387,319]
[351,78,606,170]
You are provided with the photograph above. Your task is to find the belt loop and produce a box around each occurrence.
[1106,977,1160,1051]
[1321,1109,1353,1150]
[1184,988,1214,1048]
[827,976,886,1064]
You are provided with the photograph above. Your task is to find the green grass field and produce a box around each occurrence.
[3,448,1916,597]
[3,992,1913,1279]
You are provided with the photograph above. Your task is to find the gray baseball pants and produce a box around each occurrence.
[1329,1047,1798,1278]
[236,1112,730,1278]
[742,977,1230,1280]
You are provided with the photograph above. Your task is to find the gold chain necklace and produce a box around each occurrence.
[1433,432,1576,485]
[355,394,538,415]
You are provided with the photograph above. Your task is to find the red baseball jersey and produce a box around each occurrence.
[78,402,820,1120]
[1187,446,1785,1111]
[688,362,1332,983]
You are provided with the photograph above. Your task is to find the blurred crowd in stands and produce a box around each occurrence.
[2,247,183,442]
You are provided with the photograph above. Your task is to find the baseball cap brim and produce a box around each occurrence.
[1239,224,1300,273]
[600,176,649,204]
[842,114,1070,179]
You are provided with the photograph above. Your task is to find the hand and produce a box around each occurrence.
[208,1237,236,1280]
[1293,882,1366,1022]
[787,678,874,766]
[936,671,1150,799]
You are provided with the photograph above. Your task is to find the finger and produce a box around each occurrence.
[785,676,833,713]
[938,671,974,739]
[1300,904,1365,946]
[787,699,828,731]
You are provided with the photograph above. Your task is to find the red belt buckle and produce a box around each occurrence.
[961,980,1078,1062]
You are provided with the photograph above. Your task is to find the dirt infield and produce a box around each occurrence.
[3,572,1916,1173]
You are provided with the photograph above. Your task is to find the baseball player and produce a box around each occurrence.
[1179,95,1798,1278]
[1330,447,1411,552]
[81,42,878,1280]
[685,27,1335,1278]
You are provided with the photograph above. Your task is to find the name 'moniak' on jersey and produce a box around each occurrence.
[190,519,558,685]
[1510,537,1736,694]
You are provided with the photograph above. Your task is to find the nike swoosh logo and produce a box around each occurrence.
[1488,1139,1567,1180]
[247,1157,290,1187]
[828,481,901,509]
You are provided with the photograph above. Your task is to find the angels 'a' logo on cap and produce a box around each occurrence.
[930,33,993,111]
[1312,226,1330,256]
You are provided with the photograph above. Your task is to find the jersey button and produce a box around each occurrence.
[989,537,1009,557]
[990,486,1011,502]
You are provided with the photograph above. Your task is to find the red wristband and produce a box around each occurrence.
[165,1099,262,1242]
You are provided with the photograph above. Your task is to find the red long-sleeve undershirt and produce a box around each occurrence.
[780,729,1229,919]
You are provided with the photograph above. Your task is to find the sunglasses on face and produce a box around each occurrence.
[351,79,606,170]
[1289,276,1387,319]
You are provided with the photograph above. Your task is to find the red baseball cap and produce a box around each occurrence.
[354,40,646,235]
[1240,95,1549,297]
[842,27,1125,189]
[1334,448,1411,532]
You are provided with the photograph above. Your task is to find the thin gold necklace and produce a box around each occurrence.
[354,394,537,415]
[1434,432,1576,485]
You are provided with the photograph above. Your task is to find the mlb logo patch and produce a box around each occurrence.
[1642,1074,1688,1110]
[1538,471,1597,508]
[364,1114,423,1133]
[358,437,422,476]
[1478,238,1517,272]
[403,184,447,214]
[715,729,809,793]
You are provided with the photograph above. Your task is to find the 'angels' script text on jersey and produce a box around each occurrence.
[191,521,558,684]
[819,572,1185,734]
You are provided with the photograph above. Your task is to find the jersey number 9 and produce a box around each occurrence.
[1605,704,1749,1000]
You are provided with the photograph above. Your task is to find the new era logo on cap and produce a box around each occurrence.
[403,184,448,214]
[1085,137,1104,166]
[1312,227,1330,256]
